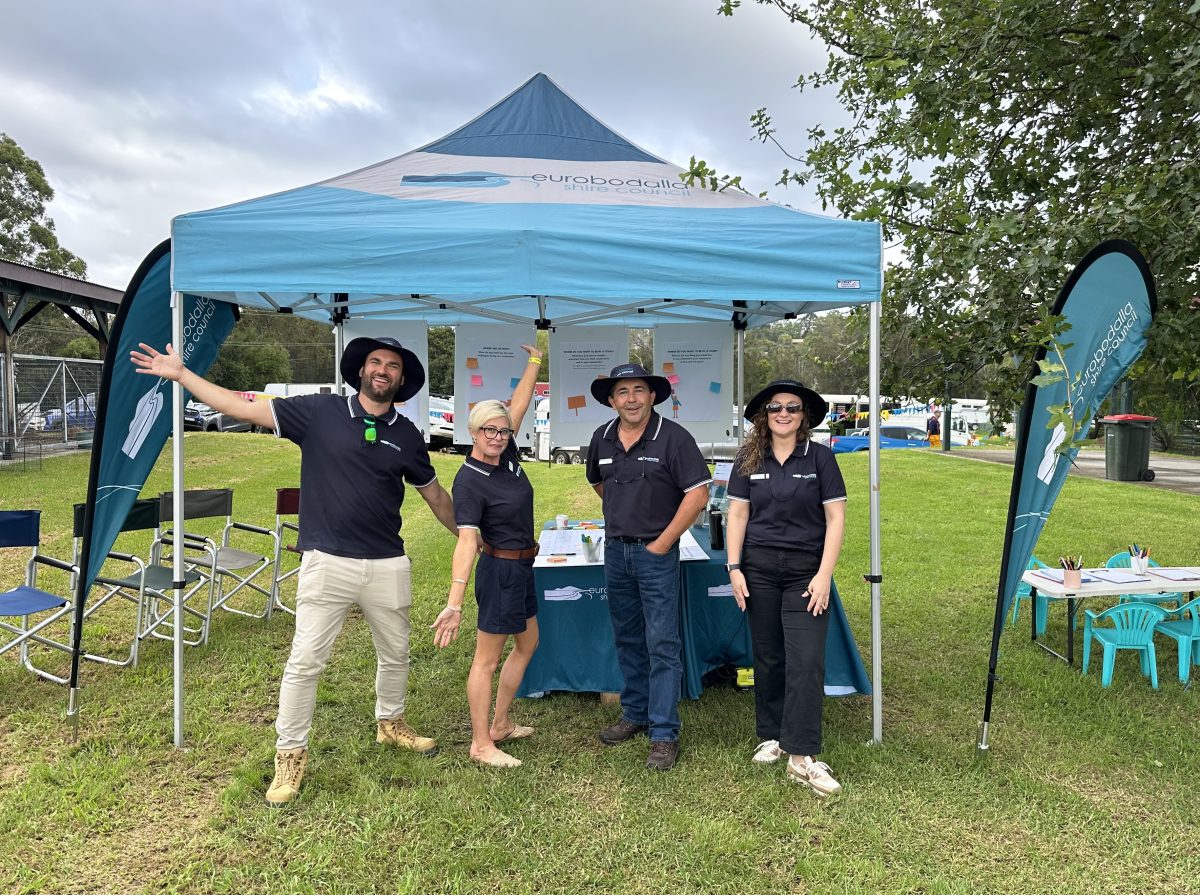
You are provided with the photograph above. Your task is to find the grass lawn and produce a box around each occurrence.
[1,435,1198,894]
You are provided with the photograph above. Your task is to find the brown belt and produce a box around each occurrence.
[480,542,540,561]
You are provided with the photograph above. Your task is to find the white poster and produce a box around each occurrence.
[549,325,627,451]
[453,323,538,448]
[654,323,734,447]
[342,320,430,441]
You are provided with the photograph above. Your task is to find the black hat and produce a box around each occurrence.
[744,379,827,427]
[589,363,672,406]
[340,336,425,402]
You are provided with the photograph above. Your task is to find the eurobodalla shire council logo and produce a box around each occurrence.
[400,172,524,188]
[399,171,692,197]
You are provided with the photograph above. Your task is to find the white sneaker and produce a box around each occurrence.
[786,756,842,798]
[752,739,784,763]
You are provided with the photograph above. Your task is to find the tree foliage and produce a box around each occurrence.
[702,0,1200,422]
[0,134,86,276]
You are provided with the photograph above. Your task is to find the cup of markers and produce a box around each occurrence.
[1129,544,1150,575]
[1060,555,1083,590]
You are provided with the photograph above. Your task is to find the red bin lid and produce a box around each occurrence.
[1100,414,1157,422]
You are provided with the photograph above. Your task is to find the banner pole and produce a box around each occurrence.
[868,299,883,744]
[171,290,185,749]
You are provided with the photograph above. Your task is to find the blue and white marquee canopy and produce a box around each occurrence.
[171,73,882,328]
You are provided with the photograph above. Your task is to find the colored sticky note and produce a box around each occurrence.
[662,362,675,373]
[466,357,479,369]
[666,374,681,385]
[709,381,721,394]
[510,377,521,389]
[471,374,483,387]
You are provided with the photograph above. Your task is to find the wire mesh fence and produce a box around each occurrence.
[1,354,104,455]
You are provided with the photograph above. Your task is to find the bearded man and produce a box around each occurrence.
[132,336,457,805]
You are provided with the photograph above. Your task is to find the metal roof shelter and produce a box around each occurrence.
[0,259,123,443]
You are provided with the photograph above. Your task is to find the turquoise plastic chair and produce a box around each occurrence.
[1105,552,1182,610]
[1082,602,1168,688]
[1154,596,1200,684]
[1008,556,1052,635]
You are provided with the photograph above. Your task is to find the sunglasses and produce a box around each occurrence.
[363,415,377,444]
[765,402,805,415]
[479,426,514,440]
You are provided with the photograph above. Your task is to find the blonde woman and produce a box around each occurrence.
[724,379,847,798]
[431,344,542,767]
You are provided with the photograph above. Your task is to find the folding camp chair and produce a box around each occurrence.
[68,499,203,669]
[155,489,275,636]
[270,487,301,618]
[0,510,79,684]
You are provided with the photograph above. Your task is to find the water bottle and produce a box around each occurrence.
[708,506,724,551]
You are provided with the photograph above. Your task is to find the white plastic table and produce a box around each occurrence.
[1020,567,1200,665]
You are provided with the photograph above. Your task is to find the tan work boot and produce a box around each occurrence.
[377,715,439,755]
[266,747,308,807]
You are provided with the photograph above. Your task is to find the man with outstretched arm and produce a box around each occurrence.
[584,363,711,771]
[131,336,457,806]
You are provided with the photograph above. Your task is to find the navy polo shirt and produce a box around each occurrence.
[584,411,711,539]
[271,394,437,559]
[727,439,847,554]
[452,440,535,551]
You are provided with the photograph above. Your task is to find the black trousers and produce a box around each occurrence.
[743,545,829,756]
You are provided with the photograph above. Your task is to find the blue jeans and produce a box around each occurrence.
[604,540,683,742]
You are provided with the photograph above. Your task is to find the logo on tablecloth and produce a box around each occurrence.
[707,583,734,598]
[544,585,607,601]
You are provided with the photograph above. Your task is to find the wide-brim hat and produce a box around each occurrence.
[340,336,425,403]
[744,379,827,427]
[589,363,671,406]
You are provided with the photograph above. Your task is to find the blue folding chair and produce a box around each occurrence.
[1083,602,1168,688]
[1105,552,1182,610]
[1154,596,1200,684]
[0,510,79,684]
[1008,556,1052,635]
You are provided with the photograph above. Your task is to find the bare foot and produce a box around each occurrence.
[469,742,522,768]
[489,723,535,744]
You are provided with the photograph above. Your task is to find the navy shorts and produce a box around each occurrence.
[475,553,537,635]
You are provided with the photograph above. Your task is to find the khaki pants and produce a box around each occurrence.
[275,550,413,750]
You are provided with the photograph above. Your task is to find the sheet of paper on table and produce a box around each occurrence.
[1031,569,1100,585]
[1148,567,1200,582]
[534,528,709,568]
[1090,569,1151,584]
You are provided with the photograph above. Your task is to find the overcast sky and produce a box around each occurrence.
[1,0,843,290]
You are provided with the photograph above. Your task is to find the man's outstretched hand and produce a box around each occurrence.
[130,343,185,381]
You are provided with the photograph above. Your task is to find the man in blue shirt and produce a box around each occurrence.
[584,364,710,770]
[132,336,457,806]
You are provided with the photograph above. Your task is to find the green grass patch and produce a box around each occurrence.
[1,435,1198,894]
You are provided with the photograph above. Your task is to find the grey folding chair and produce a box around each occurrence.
[68,498,202,669]
[156,489,276,635]
[270,487,301,618]
[0,510,79,684]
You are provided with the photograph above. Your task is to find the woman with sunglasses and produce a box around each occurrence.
[431,344,543,767]
[724,379,847,798]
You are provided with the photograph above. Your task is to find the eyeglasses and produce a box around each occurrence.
[363,415,377,444]
[479,426,514,441]
[765,402,804,415]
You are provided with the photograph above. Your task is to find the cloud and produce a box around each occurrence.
[0,0,847,288]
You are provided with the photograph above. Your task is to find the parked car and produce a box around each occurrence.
[829,425,930,454]
[43,393,98,430]
[428,396,454,447]
[184,401,253,432]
